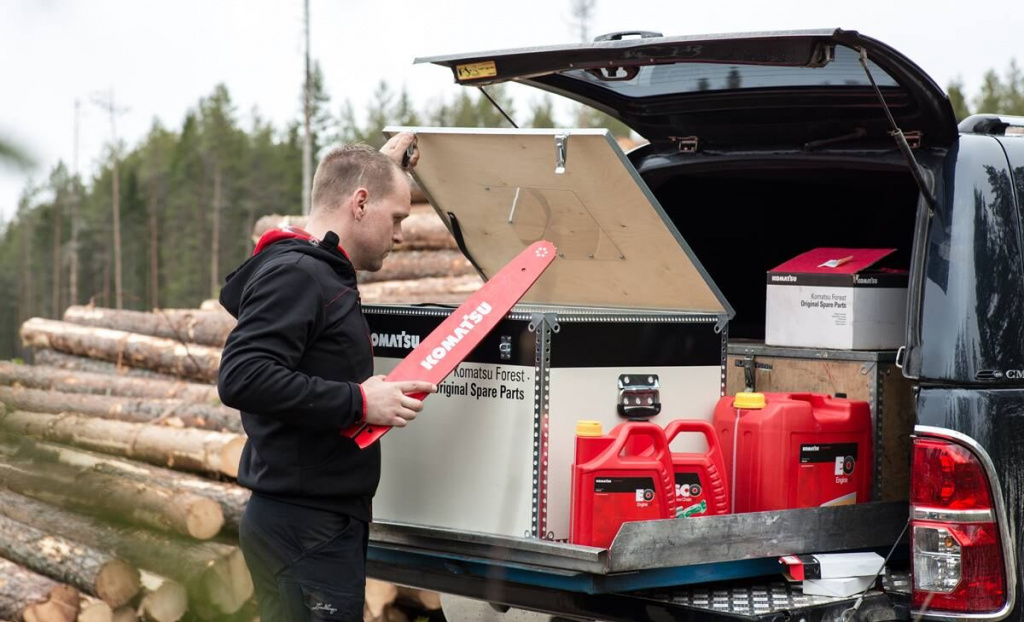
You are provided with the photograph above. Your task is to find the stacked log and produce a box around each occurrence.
[357,250,475,284]
[16,440,249,532]
[63,307,234,349]
[0,514,139,607]
[0,410,245,478]
[0,556,79,622]
[0,452,224,541]
[0,385,240,433]
[34,350,182,382]
[0,361,219,403]
[0,490,252,617]
[360,275,483,305]
[20,319,221,383]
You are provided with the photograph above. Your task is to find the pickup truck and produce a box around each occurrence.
[363,29,1024,622]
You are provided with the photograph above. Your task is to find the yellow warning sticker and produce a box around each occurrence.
[456,60,497,81]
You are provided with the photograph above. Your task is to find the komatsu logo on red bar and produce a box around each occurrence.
[419,302,493,371]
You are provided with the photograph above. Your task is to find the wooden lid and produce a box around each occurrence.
[386,127,732,316]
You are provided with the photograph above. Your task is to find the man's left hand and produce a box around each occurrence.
[380,132,418,169]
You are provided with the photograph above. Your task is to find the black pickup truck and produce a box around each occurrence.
[368,28,1024,621]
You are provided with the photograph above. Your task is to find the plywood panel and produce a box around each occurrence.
[396,129,727,314]
[726,353,914,502]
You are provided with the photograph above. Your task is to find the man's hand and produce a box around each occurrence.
[380,132,418,169]
[360,375,436,428]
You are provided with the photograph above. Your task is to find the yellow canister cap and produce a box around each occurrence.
[734,392,766,409]
[576,420,604,437]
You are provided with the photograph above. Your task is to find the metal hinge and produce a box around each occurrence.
[898,130,923,149]
[669,136,699,153]
[617,374,661,419]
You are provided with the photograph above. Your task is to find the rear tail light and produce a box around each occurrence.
[911,433,1010,614]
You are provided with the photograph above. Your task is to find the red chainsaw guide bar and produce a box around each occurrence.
[342,240,556,448]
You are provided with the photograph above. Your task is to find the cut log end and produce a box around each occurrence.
[219,437,245,478]
[202,548,254,615]
[94,559,141,609]
[111,607,136,622]
[77,600,113,622]
[23,584,79,622]
[139,580,187,622]
[185,498,226,541]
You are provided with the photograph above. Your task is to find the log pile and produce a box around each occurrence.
[0,198,469,620]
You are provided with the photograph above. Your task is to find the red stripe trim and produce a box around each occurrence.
[358,384,368,423]
[253,226,351,259]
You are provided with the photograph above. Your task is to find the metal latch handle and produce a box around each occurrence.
[617,374,661,419]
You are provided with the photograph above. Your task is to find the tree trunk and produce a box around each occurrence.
[53,200,62,320]
[0,410,245,478]
[0,490,252,616]
[62,307,235,348]
[148,195,159,311]
[0,385,241,433]
[20,319,222,383]
[359,275,483,305]
[138,572,187,622]
[20,440,249,532]
[32,351,182,382]
[0,556,79,622]
[210,164,221,299]
[0,453,224,541]
[112,154,122,312]
[70,182,80,308]
[357,250,474,285]
[0,513,138,608]
[0,362,219,404]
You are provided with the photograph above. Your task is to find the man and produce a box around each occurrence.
[218,133,436,621]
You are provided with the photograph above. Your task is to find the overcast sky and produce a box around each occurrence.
[1,0,1021,221]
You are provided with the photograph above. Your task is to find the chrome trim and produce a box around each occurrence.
[912,425,1017,621]
[912,507,995,524]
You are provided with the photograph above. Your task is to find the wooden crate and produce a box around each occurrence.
[725,342,915,502]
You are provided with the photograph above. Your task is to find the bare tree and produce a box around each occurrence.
[570,0,596,42]
[302,0,313,215]
[69,100,81,307]
[92,89,128,310]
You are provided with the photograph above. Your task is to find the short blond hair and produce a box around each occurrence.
[311,145,400,212]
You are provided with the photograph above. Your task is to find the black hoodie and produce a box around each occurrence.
[218,231,378,521]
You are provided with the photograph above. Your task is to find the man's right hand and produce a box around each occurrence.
[359,375,437,428]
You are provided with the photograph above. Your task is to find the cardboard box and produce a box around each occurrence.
[765,248,908,350]
[779,552,885,581]
[803,576,877,597]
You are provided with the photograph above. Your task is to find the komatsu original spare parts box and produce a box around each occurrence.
[765,248,908,350]
[367,127,733,541]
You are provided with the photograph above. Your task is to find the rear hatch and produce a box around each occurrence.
[417,28,958,150]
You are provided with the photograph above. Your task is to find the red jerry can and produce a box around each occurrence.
[714,392,873,513]
[569,421,677,548]
[663,419,731,517]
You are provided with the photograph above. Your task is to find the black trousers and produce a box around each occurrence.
[240,493,368,621]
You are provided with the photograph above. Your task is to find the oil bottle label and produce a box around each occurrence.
[674,472,705,506]
[594,477,655,498]
[800,443,858,475]
[677,499,707,518]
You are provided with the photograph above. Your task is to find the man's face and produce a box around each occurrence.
[351,170,411,272]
